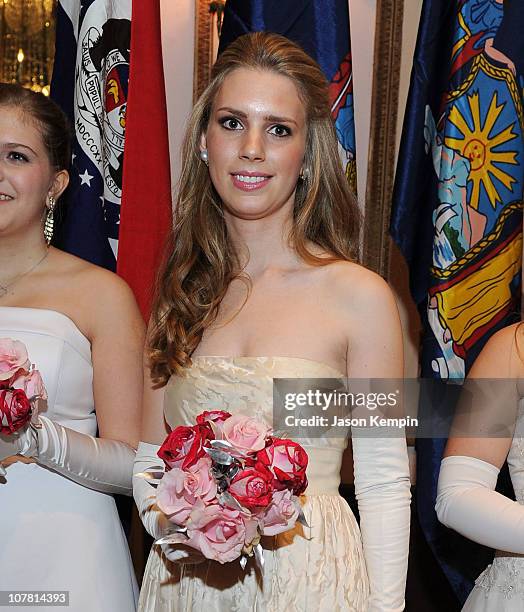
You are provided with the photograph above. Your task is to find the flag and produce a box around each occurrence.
[52,0,131,270]
[219,0,356,190]
[391,0,523,602]
[52,0,171,318]
[117,0,171,319]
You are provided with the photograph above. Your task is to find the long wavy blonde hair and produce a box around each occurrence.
[149,32,361,385]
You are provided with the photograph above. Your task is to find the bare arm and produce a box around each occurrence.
[443,326,519,467]
[435,325,524,553]
[88,272,145,448]
[340,266,410,612]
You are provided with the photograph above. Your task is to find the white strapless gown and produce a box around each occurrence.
[463,406,524,611]
[138,356,370,612]
[0,307,138,612]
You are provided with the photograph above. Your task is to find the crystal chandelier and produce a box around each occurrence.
[0,0,56,95]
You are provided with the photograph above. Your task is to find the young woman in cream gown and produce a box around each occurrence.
[437,323,524,611]
[0,84,144,611]
[134,33,411,611]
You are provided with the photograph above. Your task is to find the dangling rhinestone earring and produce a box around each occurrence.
[200,149,209,166]
[44,196,56,245]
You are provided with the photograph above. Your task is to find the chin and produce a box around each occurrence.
[223,203,282,221]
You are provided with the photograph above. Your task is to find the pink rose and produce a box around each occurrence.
[228,465,273,510]
[259,489,300,536]
[157,457,217,525]
[186,501,251,564]
[0,339,30,382]
[11,370,47,401]
[222,414,271,454]
[256,438,308,495]
[0,388,32,435]
[158,424,211,470]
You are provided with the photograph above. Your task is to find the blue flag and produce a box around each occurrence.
[219,0,356,190]
[51,0,131,270]
[391,0,523,602]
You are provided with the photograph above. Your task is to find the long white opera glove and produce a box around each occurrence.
[133,441,205,564]
[436,455,524,553]
[353,433,411,612]
[15,414,135,495]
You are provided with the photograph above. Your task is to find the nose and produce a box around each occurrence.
[239,128,265,162]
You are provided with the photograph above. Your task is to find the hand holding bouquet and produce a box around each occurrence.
[141,410,309,565]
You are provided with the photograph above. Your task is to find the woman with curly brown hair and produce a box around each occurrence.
[134,32,410,611]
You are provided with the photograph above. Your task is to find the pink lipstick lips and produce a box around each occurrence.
[230,171,272,191]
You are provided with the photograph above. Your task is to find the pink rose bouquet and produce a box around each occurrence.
[0,338,47,436]
[143,411,308,566]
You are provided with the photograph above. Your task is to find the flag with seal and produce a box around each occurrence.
[52,0,131,270]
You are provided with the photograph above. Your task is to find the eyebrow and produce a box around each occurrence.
[1,142,37,155]
[216,107,298,126]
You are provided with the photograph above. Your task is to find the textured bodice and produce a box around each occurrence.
[164,356,349,495]
[0,307,96,435]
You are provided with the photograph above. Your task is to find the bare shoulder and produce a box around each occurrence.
[51,248,135,302]
[321,260,398,316]
[469,322,523,378]
[481,322,519,353]
[318,261,402,376]
[49,248,144,340]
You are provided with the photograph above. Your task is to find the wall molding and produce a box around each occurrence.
[363,0,404,276]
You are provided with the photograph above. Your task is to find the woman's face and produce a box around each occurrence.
[201,68,307,221]
[0,105,66,239]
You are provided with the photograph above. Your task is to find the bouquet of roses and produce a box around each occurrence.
[0,338,47,436]
[143,410,309,565]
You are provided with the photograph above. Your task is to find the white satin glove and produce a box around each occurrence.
[133,441,205,564]
[352,433,411,612]
[436,455,524,553]
[0,435,17,463]
[14,414,135,495]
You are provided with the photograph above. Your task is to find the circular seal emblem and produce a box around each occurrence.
[75,17,131,203]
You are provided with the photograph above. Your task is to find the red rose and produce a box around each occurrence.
[256,438,308,495]
[196,410,232,425]
[195,410,232,438]
[228,465,273,510]
[0,388,32,435]
[158,424,211,471]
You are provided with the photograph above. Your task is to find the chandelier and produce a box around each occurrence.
[0,0,56,95]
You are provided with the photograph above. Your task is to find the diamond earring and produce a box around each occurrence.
[300,167,310,181]
[44,196,56,245]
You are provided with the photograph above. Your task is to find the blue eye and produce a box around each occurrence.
[7,151,29,162]
[268,124,291,137]
[219,117,243,130]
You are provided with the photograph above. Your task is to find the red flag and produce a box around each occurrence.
[119,0,172,320]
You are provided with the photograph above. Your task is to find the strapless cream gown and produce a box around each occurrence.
[138,356,370,612]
